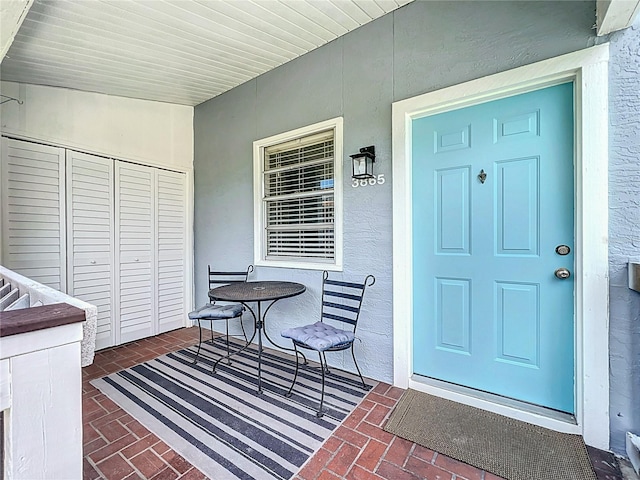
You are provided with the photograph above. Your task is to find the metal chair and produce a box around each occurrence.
[189,265,254,365]
[281,270,375,417]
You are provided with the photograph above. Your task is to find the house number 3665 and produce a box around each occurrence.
[351,174,385,188]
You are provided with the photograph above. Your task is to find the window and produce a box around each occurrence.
[253,118,343,270]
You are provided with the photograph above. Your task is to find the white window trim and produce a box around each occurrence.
[392,45,610,449]
[253,117,343,271]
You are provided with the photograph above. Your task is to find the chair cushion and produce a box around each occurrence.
[188,303,243,320]
[281,321,355,352]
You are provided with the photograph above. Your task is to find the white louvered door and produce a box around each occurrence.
[2,137,188,347]
[115,161,156,344]
[66,151,115,350]
[1,138,66,291]
[156,170,186,333]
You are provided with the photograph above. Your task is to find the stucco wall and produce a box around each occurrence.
[194,0,596,385]
[607,16,640,455]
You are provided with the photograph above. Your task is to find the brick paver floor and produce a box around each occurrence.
[83,327,619,480]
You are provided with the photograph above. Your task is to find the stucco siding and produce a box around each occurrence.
[608,15,640,455]
[392,1,597,101]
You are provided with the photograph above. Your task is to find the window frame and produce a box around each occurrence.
[253,117,343,271]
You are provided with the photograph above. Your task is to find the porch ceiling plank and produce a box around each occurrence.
[7,37,243,92]
[135,0,306,58]
[282,1,351,37]
[242,0,341,43]
[93,0,282,70]
[191,0,326,49]
[1,63,218,106]
[597,0,640,35]
[353,0,387,18]
[1,0,411,106]
[3,49,225,90]
[186,0,319,54]
[38,0,291,66]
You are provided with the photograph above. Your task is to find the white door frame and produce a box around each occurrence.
[391,45,610,450]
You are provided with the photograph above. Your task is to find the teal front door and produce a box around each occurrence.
[412,83,575,414]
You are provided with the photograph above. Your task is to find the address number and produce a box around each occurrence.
[352,174,385,188]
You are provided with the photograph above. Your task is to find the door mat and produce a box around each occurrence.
[384,389,596,480]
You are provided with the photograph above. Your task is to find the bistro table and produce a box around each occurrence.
[208,280,306,393]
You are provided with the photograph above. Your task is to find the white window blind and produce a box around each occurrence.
[263,129,336,261]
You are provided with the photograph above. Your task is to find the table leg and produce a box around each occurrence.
[257,300,263,394]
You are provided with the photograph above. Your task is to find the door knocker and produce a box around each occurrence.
[478,169,487,184]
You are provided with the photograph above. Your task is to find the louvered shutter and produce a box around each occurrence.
[263,130,335,261]
[156,170,186,333]
[115,161,155,344]
[1,138,66,291]
[66,151,115,349]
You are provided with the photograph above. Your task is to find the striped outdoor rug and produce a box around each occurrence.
[91,337,374,480]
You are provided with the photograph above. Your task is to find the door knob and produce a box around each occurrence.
[555,267,571,279]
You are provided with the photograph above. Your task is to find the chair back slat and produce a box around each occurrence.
[322,311,357,326]
[323,300,359,314]
[208,265,254,289]
[320,271,375,332]
[324,290,362,302]
[324,278,364,290]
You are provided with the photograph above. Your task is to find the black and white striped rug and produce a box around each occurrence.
[91,338,374,480]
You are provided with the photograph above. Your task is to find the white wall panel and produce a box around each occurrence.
[0,81,193,172]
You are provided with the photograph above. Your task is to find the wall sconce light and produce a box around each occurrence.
[350,146,376,180]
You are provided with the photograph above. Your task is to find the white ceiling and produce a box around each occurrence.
[0,0,412,106]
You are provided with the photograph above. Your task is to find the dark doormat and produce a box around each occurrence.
[384,389,596,480]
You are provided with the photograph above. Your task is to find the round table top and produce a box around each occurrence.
[209,281,306,302]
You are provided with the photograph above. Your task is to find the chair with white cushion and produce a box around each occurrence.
[189,265,253,365]
[281,270,375,417]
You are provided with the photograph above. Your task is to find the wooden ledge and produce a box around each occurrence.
[0,303,86,337]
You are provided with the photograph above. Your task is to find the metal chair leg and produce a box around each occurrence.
[210,320,215,345]
[193,319,204,364]
[351,344,370,390]
[317,352,326,418]
[225,319,232,364]
[286,344,300,398]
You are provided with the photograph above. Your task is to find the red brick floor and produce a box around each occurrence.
[83,327,207,480]
[84,327,609,480]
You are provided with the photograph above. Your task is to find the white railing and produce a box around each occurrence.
[0,266,97,479]
[0,266,97,366]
